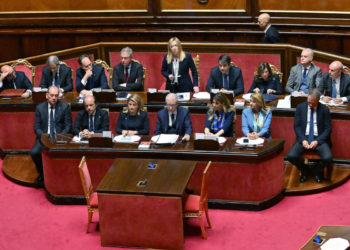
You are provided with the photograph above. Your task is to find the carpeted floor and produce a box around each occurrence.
[0,158,349,250]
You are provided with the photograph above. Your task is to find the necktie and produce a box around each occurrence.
[223,74,229,89]
[302,68,307,82]
[308,109,314,144]
[331,79,337,98]
[124,66,129,83]
[171,113,175,127]
[54,73,59,87]
[89,115,94,132]
[50,107,55,136]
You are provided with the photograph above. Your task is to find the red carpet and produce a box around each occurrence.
[0,158,349,250]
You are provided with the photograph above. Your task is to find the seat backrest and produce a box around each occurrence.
[94,59,113,88]
[59,61,74,80]
[11,59,35,85]
[200,161,212,206]
[343,65,350,75]
[132,59,146,90]
[254,63,283,84]
[78,156,93,205]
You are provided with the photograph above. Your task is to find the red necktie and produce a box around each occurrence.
[124,67,129,83]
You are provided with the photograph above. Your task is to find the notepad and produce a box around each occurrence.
[151,134,179,144]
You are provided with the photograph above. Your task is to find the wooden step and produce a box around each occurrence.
[2,154,39,187]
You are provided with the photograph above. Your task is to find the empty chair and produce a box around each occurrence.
[183,161,212,239]
[78,156,98,233]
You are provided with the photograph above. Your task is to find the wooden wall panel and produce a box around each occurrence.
[0,0,148,12]
[259,0,350,12]
[161,0,246,11]
[0,37,21,62]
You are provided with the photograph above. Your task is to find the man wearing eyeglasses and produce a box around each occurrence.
[155,93,192,141]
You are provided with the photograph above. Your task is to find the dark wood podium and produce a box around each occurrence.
[97,158,197,249]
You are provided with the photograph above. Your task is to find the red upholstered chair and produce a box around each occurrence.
[184,161,212,239]
[78,156,98,233]
[11,59,35,84]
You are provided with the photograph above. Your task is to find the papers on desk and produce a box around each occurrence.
[320,99,346,107]
[242,93,252,102]
[116,92,130,101]
[33,87,48,92]
[321,238,350,250]
[195,133,227,145]
[151,134,179,144]
[192,92,210,100]
[113,135,141,144]
[236,137,264,146]
[71,136,89,144]
[291,91,307,97]
[277,95,291,109]
[176,92,190,101]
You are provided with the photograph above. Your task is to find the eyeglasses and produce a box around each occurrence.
[167,104,177,108]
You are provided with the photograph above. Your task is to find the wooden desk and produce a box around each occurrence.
[40,134,285,210]
[300,225,350,249]
[97,158,196,249]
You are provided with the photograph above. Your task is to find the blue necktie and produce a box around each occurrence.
[89,115,94,132]
[50,107,55,136]
[331,79,337,98]
[54,73,59,87]
[308,109,314,144]
[223,74,229,89]
[300,68,309,94]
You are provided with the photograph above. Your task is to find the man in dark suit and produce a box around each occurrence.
[155,93,192,141]
[40,55,73,92]
[73,95,109,137]
[286,48,322,94]
[206,55,244,96]
[286,89,332,183]
[258,13,280,44]
[0,65,33,98]
[321,61,350,104]
[30,86,72,186]
[112,47,144,91]
[75,54,109,94]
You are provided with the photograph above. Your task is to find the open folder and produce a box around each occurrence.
[151,134,179,144]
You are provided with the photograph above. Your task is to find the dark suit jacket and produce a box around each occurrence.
[248,74,282,94]
[73,108,109,135]
[321,72,350,101]
[0,71,32,92]
[161,53,198,93]
[34,100,72,138]
[264,25,280,43]
[155,106,192,136]
[40,64,73,92]
[115,110,149,135]
[112,61,144,91]
[75,64,108,92]
[206,66,244,95]
[294,101,331,146]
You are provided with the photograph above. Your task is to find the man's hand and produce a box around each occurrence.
[253,88,260,93]
[127,130,137,136]
[193,86,199,93]
[302,140,309,149]
[81,129,91,138]
[204,128,213,136]
[267,89,275,94]
[21,91,30,98]
[182,134,190,141]
[333,98,343,104]
[322,96,331,103]
[247,132,259,140]
[83,69,93,81]
[0,71,9,81]
[309,140,318,150]
[168,74,174,81]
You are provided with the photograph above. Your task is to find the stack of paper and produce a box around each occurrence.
[113,135,141,143]
[236,137,264,146]
[242,93,252,101]
[151,134,179,144]
[277,95,291,109]
[192,92,210,100]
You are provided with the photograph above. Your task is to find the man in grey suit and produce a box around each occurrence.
[285,48,322,94]
[30,86,72,186]
[320,60,350,104]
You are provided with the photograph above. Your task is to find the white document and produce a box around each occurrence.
[320,99,346,107]
[277,95,291,109]
[71,136,89,144]
[148,88,157,93]
[321,238,350,250]
[211,89,219,94]
[113,135,141,143]
[195,133,227,144]
[192,92,210,100]
[236,137,264,145]
[242,93,252,101]
[151,134,179,144]
[176,92,190,101]
[102,131,113,138]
